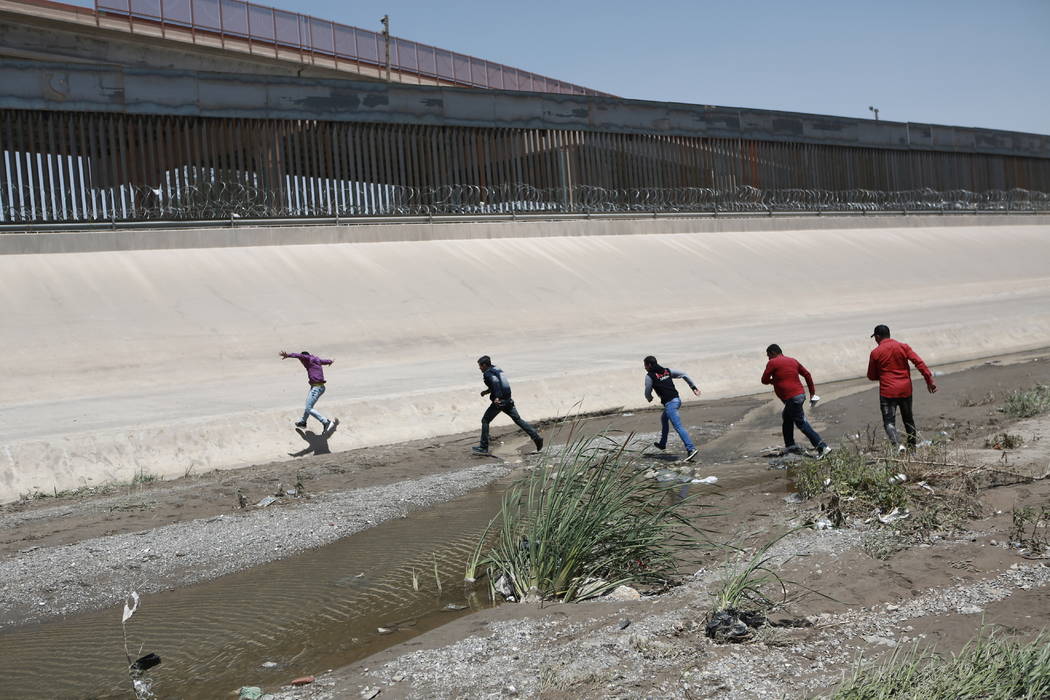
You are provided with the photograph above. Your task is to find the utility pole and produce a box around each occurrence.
[868,105,880,121]
[380,15,391,82]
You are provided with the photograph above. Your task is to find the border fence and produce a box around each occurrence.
[2,110,1049,224]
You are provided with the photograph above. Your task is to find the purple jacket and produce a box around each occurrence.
[287,353,333,384]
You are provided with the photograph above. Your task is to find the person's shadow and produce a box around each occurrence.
[289,420,338,457]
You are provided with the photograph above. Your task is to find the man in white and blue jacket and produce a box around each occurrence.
[644,355,700,462]
[472,355,543,455]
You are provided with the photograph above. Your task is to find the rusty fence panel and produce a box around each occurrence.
[1,109,1049,223]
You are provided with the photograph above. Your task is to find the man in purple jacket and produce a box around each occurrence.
[280,350,338,432]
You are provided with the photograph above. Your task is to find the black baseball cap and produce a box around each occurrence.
[871,324,890,338]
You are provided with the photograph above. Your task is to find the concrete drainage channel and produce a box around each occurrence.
[0,480,510,699]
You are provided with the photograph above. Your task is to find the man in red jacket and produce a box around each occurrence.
[867,325,937,451]
[762,344,831,458]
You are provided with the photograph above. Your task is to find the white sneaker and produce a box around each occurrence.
[810,395,821,406]
[818,445,832,459]
[684,449,700,462]
[897,444,907,455]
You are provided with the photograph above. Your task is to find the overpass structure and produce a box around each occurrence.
[1,0,1049,223]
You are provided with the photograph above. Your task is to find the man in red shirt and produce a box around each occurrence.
[761,344,831,458]
[866,325,937,451]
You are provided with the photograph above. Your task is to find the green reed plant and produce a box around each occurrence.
[829,629,1050,699]
[478,432,711,603]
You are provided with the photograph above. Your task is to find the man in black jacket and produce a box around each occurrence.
[472,355,543,455]
[644,355,700,462]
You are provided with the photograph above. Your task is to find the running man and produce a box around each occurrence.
[472,356,543,455]
[279,350,338,433]
[643,355,700,462]
[761,344,831,458]
[867,325,937,452]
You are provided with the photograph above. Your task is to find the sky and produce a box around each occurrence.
[72,0,1050,135]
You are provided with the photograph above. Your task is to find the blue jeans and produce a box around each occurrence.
[301,384,329,425]
[782,394,825,450]
[657,397,695,451]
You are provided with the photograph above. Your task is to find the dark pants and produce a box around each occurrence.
[880,395,916,447]
[782,394,826,451]
[480,399,540,449]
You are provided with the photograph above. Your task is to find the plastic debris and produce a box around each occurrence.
[443,603,468,611]
[238,688,264,700]
[261,661,278,669]
[255,496,278,508]
[705,608,767,643]
[131,653,161,672]
[877,507,911,524]
[888,473,908,484]
[783,493,803,504]
[813,516,834,530]
[376,627,394,634]
[691,475,718,484]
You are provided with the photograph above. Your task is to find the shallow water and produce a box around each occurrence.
[0,482,507,699]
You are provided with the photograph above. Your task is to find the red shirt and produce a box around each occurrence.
[867,338,933,398]
[761,355,815,401]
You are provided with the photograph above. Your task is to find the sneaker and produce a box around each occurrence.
[897,444,907,455]
[652,442,666,451]
[324,418,339,433]
[471,445,490,455]
[534,437,544,452]
[818,445,832,459]
[785,445,804,455]
[294,420,307,429]
[683,449,699,462]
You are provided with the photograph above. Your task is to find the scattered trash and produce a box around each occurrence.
[238,688,264,700]
[783,493,803,504]
[888,473,908,484]
[606,585,641,601]
[442,603,468,611]
[286,488,298,497]
[916,439,933,448]
[621,412,634,417]
[130,653,161,672]
[691,475,718,484]
[618,618,631,630]
[918,481,935,493]
[290,676,315,687]
[494,574,515,600]
[877,507,911,524]
[813,516,834,530]
[255,496,278,508]
[376,627,395,634]
[261,661,278,669]
[862,635,898,648]
[654,470,680,482]
[705,608,766,643]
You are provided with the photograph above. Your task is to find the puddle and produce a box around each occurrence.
[0,481,508,699]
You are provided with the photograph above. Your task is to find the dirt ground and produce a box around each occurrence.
[263,351,1050,700]
[3,349,1050,698]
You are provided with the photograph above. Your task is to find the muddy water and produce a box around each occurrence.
[0,482,509,699]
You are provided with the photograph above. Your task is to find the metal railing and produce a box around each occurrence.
[94,0,607,96]
[4,182,1048,224]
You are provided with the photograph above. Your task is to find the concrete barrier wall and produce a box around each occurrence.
[1,217,1048,501]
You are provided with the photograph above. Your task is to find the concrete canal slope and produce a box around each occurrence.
[2,215,1049,502]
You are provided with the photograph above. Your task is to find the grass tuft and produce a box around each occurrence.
[477,432,712,603]
[1001,384,1050,419]
[829,629,1050,699]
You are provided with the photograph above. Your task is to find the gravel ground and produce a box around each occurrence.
[267,527,1050,700]
[0,462,513,628]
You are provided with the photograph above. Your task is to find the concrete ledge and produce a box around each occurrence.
[3,213,1049,255]
[2,220,1049,501]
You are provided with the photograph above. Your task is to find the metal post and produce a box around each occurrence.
[868,105,880,121]
[381,15,391,82]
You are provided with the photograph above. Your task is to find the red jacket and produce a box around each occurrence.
[867,338,933,398]
[761,355,815,401]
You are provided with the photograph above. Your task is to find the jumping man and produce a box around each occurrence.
[643,355,700,462]
[472,356,543,455]
[867,325,937,452]
[761,344,832,458]
[279,350,338,433]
